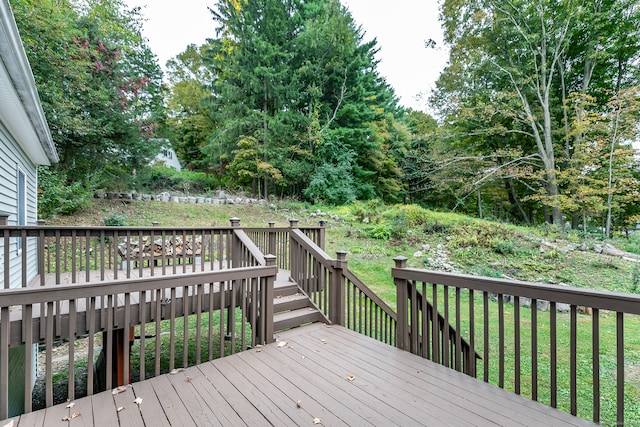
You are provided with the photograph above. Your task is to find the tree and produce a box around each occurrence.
[434,0,640,227]
[13,0,165,189]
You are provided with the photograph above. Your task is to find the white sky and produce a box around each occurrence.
[124,0,448,112]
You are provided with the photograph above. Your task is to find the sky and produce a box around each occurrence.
[124,0,448,112]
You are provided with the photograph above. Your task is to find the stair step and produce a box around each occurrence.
[274,282,300,297]
[274,294,310,312]
[273,308,325,332]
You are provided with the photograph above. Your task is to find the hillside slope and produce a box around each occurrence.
[46,199,640,303]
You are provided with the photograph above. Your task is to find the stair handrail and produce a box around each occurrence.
[288,227,397,345]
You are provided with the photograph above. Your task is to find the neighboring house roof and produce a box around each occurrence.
[0,0,58,165]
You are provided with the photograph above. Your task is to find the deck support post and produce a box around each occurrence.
[393,256,409,351]
[329,251,347,326]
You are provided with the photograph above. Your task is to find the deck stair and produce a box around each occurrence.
[273,276,327,332]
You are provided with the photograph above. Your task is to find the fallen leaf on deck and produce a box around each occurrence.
[66,402,75,409]
[296,400,302,408]
[313,417,322,424]
[256,349,262,352]
[134,397,143,405]
[62,413,81,421]
[347,375,356,382]
[185,376,193,382]
[117,406,125,412]
[277,341,287,348]
[112,386,127,395]
[320,339,326,344]
[301,356,306,359]
[287,345,294,349]
[169,368,185,375]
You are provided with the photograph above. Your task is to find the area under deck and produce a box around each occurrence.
[6,323,595,426]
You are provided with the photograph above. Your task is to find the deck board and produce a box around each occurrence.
[11,323,596,427]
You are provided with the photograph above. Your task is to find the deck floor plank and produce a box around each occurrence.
[8,323,597,427]
[164,367,223,427]
[238,345,372,426]
[40,398,71,426]
[258,342,400,426]
[13,410,43,427]
[88,390,119,427]
[235,350,347,426]
[317,324,591,427]
[146,375,196,427]
[129,377,172,427]
[306,325,520,427]
[279,327,481,427]
[112,386,144,427]
[175,366,245,426]
[214,354,313,426]
[68,392,95,427]
[196,360,271,426]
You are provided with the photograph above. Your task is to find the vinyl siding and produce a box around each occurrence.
[0,121,39,288]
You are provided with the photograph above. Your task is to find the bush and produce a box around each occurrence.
[103,211,128,226]
[38,167,92,218]
[135,165,218,195]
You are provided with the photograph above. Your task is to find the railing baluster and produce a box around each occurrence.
[514,296,520,394]
[483,291,489,382]
[443,285,450,368]
[431,282,439,364]
[592,308,600,423]
[139,289,146,382]
[531,298,538,401]
[182,285,189,368]
[550,301,557,408]
[616,311,624,427]
[0,306,9,420]
[87,297,95,396]
[570,304,577,415]
[498,293,504,388]
[169,286,176,371]
[68,298,76,400]
[468,289,475,378]
[23,304,33,414]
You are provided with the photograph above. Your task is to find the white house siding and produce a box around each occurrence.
[0,121,38,289]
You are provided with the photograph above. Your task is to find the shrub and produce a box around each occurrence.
[103,211,128,226]
[38,167,92,218]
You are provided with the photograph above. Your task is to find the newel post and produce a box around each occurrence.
[330,251,347,326]
[268,222,276,256]
[230,218,241,268]
[263,255,276,343]
[394,256,409,351]
[318,220,327,249]
[288,219,299,282]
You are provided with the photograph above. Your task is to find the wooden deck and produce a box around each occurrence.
[6,323,595,426]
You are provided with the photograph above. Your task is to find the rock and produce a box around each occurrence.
[413,251,423,258]
[556,303,571,313]
[593,244,603,254]
[537,300,550,312]
[422,244,431,251]
[579,243,588,251]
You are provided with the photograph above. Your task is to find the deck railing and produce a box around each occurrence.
[289,223,397,346]
[0,262,276,419]
[1,220,326,289]
[392,257,640,426]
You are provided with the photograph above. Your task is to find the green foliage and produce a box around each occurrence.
[304,162,356,205]
[103,211,128,226]
[135,165,217,194]
[13,0,165,185]
[38,167,92,218]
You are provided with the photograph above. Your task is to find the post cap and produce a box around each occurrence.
[393,256,408,268]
